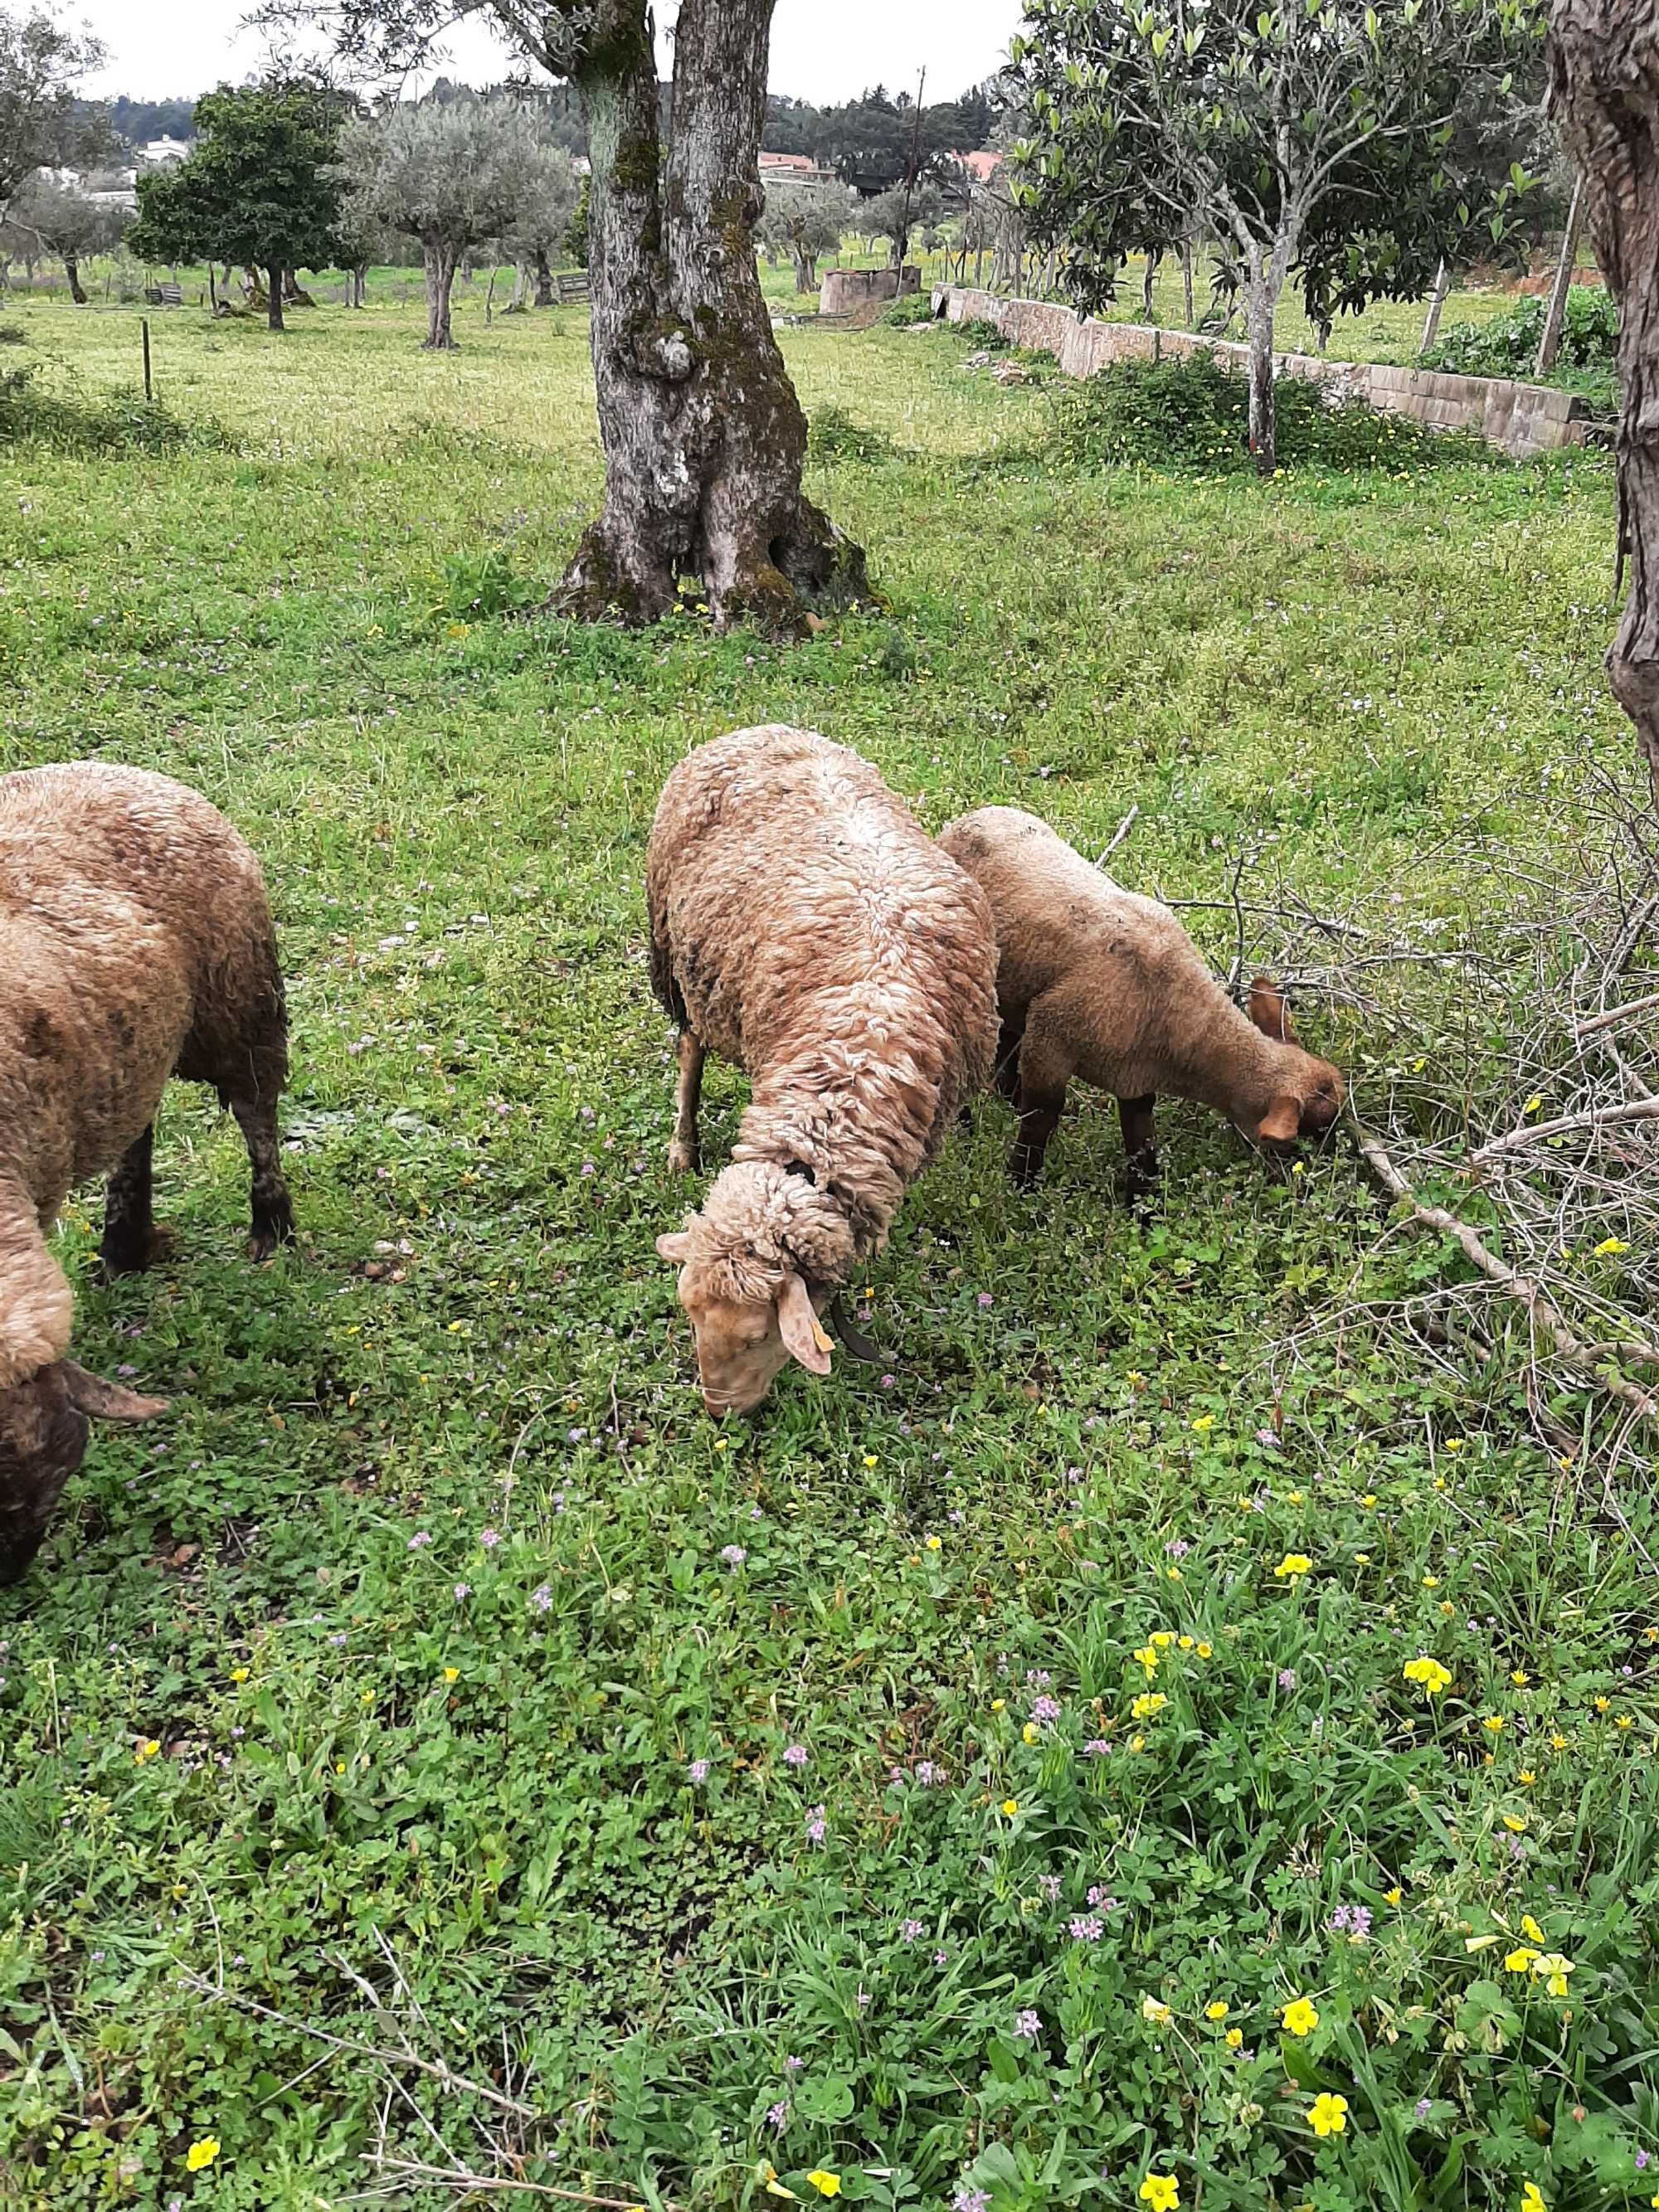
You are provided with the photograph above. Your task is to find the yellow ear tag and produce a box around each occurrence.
[810,1318,834,1354]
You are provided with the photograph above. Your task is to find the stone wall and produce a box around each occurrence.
[820,265,921,317]
[929,285,1590,459]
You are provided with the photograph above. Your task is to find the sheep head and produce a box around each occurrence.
[0,1240,168,1584]
[1247,978,1346,1150]
[656,1161,857,1417]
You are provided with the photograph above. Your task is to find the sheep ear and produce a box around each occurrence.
[1257,1095,1302,1147]
[656,1232,692,1266]
[1248,976,1300,1045]
[60,1363,169,1422]
[777,1272,833,1377]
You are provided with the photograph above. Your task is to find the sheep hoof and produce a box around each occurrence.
[247,1213,295,1263]
[100,1223,176,1280]
[667,1140,701,1178]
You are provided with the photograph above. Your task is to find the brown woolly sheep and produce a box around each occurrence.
[0,762,294,1584]
[937,805,1345,1193]
[648,725,998,1416]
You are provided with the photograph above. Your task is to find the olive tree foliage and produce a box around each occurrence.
[254,0,868,638]
[0,5,105,221]
[758,177,853,292]
[1010,0,1546,472]
[7,175,128,301]
[497,138,580,309]
[860,180,946,267]
[1549,1,1659,801]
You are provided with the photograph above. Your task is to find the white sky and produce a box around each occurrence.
[75,1,1022,107]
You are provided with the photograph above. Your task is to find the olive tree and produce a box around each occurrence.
[1010,0,1545,473]
[498,137,581,309]
[0,4,105,222]
[7,175,128,301]
[332,100,536,348]
[759,177,852,293]
[255,0,868,637]
[1549,2,1659,800]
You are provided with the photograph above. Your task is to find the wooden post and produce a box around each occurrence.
[1419,260,1452,354]
[1536,174,1586,376]
[141,317,152,402]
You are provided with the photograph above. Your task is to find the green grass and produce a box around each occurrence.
[1,291,1656,2212]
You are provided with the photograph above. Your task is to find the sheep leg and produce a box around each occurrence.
[667,1029,706,1177]
[1119,1094,1160,1206]
[993,1013,1027,1102]
[1012,1086,1067,1186]
[229,1093,294,1260]
[100,1125,173,1276]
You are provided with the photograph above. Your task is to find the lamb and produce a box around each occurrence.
[0,762,294,1583]
[937,805,1345,1193]
[648,725,999,1416]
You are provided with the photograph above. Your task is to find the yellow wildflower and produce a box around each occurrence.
[1505,1947,1540,1974]
[1511,1669,1529,1686]
[1524,1096,1543,1116]
[1520,1768,1536,1786]
[1023,1723,1041,1745]
[1521,1915,1545,1943]
[1550,1733,1568,1751]
[1196,1641,1213,1659]
[1444,1439,1463,1455]
[1225,2026,1244,2049]
[1191,1414,1215,1433]
[1594,1236,1630,1257]
[185,2138,220,2172]
[1141,1994,1172,2025]
[1402,1656,1451,1698]
[1616,1714,1634,1730]
[1535,1952,1574,1998]
[1131,1692,1168,1721]
[1205,2001,1229,2021]
[805,2173,842,2200]
[863,1454,878,1468]
[1126,1369,1146,1387]
[1282,1996,1320,2037]
[1482,1714,1504,1734]
[1595,1696,1611,1714]
[1361,1494,1377,1509]
[1521,2185,1547,2212]
[443,1666,460,1684]
[1139,2177,1180,2212]
[229,1666,249,1684]
[1503,1815,1527,1833]
[1273,1553,1312,1579]
[134,1738,161,1763]
[1130,1733,1146,1753]
[1287,1490,1306,1506]
[1000,1799,1019,1818]
[925,1534,942,1551]
[1385,1886,1403,1905]
[1423,1575,1441,1589]
[991,1698,1005,1712]
[1308,2092,1349,2138]
[1151,1631,1175,1647]
[1132,1645,1160,1677]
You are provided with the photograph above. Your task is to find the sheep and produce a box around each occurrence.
[0,761,294,1583]
[648,724,999,1416]
[937,805,1345,1193]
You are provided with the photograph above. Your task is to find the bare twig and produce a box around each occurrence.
[1096,802,1139,868]
[1351,1125,1659,1427]
[1574,989,1659,1036]
[353,2157,685,2210]
[1470,1096,1659,1164]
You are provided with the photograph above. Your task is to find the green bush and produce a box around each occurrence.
[1423,287,1618,382]
[806,401,898,464]
[881,291,938,327]
[0,352,215,455]
[1020,352,1496,475]
[955,316,1010,351]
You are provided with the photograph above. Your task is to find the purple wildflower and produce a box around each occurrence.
[767,2099,791,2132]
[1082,1738,1112,1757]
[721,1544,747,1568]
[479,1527,501,1549]
[1014,2007,1041,2040]
[857,1988,871,2008]
[1349,1905,1372,1938]
[1039,1874,1061,1901]
[1278,1668,1297,1691]
[902,1918,924,1941]
[934,1948,948,1966]
[1026,1668,1052,1687]
[954,2190,990,2212]
[805,1805,826,1844]
[1069,1915,1104,1942]
[1165,1539,1190,1558]
[783,1743,808,1767]
[1087,1885,1117,1910]
[786,2055,804,2072]
[1637,2151,1650,2173]
[407,1531,431,1550]
[915,1760,939,1786]
[1330,1905,1352,1932]
[977,1291,994,1309]
[1414,2098,1432,2120]
[688,1758,710,1784]
[453,1582,470,1600]
[1031,1694,1062,1723]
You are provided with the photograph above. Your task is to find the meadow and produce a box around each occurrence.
[1,279,1657,2212]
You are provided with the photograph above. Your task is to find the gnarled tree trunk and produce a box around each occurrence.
[423,239,460,348]
[265,262,284,332]
[1549,2,1659,800]
[555,0,867,638]
[62,253,85,304]
[533,245,556,307]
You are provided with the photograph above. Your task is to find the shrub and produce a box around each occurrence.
[429,546,533,623]
[954,316,1010,351]
[881,291,937,328]
[0,354,213,455]
[1423,287,1618,383]
[1018,352,1496,475]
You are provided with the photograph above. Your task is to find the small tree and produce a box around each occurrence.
[862,180,945,270]
[759,178,852,293]
[7,176,127,301]
[128,81,346,332]
[332,100,542,348]
[497,136,580,309]
[1011,0,1545,473]
[0,4,105,222]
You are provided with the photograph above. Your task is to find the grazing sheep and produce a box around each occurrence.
[0,762,294,1583]
[648,725,998,1416]
[937,805,1345,1192]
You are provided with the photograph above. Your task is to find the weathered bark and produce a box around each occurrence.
[266,263,284,332]
[350,262,368,308]
[508,258,533,311]
[1141,250,1158,321]
[422,239,460,348]
[1244,263,1278,476]
[533,244,556,307]
[62,253,85,304]
[1419,258,1452,352]
[1549,2,1659,798]
[1536,172,1586,372]
[555,0,868,639]
[1180,239,1194,328]
[791,247,816,294]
